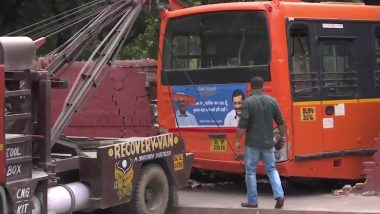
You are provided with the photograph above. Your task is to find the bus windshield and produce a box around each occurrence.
[162,11,270,85]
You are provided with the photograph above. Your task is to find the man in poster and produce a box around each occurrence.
[175,97,198,127]
[224,89,245,126]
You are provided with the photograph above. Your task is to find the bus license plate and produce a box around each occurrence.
[210,137,227,152]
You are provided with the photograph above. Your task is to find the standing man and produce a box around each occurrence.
[224,89,245,126]
[235,76,286,209]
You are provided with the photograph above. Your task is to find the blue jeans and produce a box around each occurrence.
[244,145,284,204]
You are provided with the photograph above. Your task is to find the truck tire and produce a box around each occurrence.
[0,186,8,214]
[169,185,179,208]
[113,164,169,214]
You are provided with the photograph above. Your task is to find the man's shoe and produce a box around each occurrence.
[241,202,258,208]
[275,197,284,209]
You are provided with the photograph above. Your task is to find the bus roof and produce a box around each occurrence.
[164,1,380,22]
[282,1,380,21]
[165,2,268,18]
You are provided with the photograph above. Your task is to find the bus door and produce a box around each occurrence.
[314,22,368,157]
[288,22,324,164]
[316,22,380,158]
[318,39,359,154]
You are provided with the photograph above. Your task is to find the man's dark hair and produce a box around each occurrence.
[251,76,264,89]
[232,89,245,100]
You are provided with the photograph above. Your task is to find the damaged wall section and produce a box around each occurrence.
[51,59,158,138]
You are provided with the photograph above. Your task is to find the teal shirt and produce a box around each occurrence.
[238,90,284,149]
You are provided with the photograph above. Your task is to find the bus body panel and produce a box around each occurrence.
[292,102,324,156]
[282,2,380,21]
[291,156,370,179]
[321,100,378,152]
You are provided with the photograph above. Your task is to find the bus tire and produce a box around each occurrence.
[127,164,169,214]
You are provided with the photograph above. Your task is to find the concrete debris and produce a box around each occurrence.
[335,135,380,197]
[352,136,380,196]
[333,181,380,197]
[332,189,344,196]
[353,182,364,190]
[188,179,238,190]
[342,184,352,195]
[361,191,378,196]
[332,185,352,196]
[189,179,201,189]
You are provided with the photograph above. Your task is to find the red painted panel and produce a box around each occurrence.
[0,65,5,184]
[51,60,158,139]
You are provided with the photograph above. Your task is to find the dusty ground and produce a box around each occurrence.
[175,181,380,213]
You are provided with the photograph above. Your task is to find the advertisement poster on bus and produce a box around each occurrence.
[172,84,247,127]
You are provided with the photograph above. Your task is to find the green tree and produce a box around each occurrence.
[1,0,91,56]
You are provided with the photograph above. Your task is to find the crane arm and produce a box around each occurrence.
[50,0,148,145]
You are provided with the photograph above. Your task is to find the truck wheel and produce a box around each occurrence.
[129,164,169,214]
[0,186,9,214]
[168,185,179,209]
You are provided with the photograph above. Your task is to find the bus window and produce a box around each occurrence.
[289,23,317,101]
[320,40,357,98]
[162,11,270,85]
[171,36,201,69]
[375,27,380,90]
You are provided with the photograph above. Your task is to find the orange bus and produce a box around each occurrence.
[157,0,380,180]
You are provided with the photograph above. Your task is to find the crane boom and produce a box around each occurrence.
[47,0,148,145]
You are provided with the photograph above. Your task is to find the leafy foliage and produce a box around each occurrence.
[1,0,91,56]
[118,9,161,59]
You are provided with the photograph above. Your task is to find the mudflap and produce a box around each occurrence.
[161,137,193,190]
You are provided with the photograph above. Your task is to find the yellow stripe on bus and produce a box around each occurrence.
[322,99,358,105]
[358,98,380,103]
[294,98,380,106]
[293,101,321,106]
[0,144,3,152]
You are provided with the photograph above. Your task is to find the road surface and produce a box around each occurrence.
[173,181,380,214]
